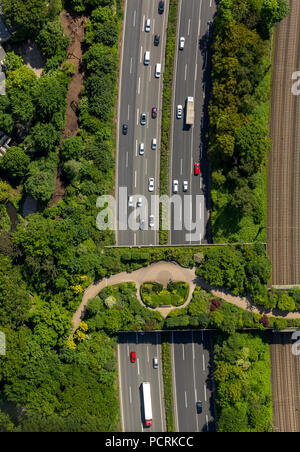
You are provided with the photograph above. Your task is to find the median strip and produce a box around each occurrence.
[159,0,179,244]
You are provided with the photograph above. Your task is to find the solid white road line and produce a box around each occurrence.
[138,77,140,94]
[185,391,188,409]
[117,344,125,432]
[182,343,185,360]
[142,15,145,32]
[128,104,130,120]
[137,108,139,125]
[137,358,140,375]
[195,63,197,81]
[147,345,149,363]
[133,9,136,27]
[135,139,137,156]
[185,63,187,81]
[188,18,191,36]
[134,233,136,245]
[134,170,137,187]
[140,45,142,63]
[204,384,207,402]
[126,152,128,168]
[202,353,205,371]
[130,57,132,74]
[206,415,209,432]
[180,159,183,176]
[129,386,132,404]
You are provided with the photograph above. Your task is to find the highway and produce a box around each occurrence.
[169,0,216,245]
[171,330,216,432]
[268,0,300,284]
[118,331,166,432]
[116,0,169,246]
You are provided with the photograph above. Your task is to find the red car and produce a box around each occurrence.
[130,351,136,363]
[194,162,200,175]
[152,107,157,119]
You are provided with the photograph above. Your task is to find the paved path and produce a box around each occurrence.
[72,261,300,332]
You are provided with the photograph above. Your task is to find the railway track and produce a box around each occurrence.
[268,0,300,285]
[270,333,300,432]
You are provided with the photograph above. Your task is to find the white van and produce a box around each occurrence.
[155,63,161,78]
[144,51,150,65]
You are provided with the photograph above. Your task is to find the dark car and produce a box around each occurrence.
[122,124,128,135]
[196,401,202,414]
[154,34,160,46]
[152,107,157,118]
[130,351,136,363]
[158,0,164,14]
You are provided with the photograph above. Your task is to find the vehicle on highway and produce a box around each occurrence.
[144,51,150,65]
[179,36,185,50]
[148,178,154,192]
[151,138,157,150]
[183,180,188,192]
[128,196,133,207]
[155,63,161,78]
[140,219,145,230]
[145,18,151,32]
[152,107,157,118]
[194,162,200,175]
[186,97,194,126]
[149,215,154,228]
[154,34,160,46]
[141,113,146,125]
[196,401,202,414]
[177,104,183,119]
[139,142,145,155]
[122,124,128,135]
[142,382,153,427]
[137,197,143,207]
[173,179,179,193]
[158,0,164,14]
[130,351,136,363]
[153,357,158,369]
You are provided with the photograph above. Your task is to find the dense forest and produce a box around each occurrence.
[208,0,289,242]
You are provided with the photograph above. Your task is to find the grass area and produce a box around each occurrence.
[159,0,179,244]
[161,332,176,432]
[140,281,189,308]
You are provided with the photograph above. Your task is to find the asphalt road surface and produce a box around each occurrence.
[116,0,169,246]
[118,332,166,432]
[268,0,300,284]
[171,330,216,432]
[169,0,216,245]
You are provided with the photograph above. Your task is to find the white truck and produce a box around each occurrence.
[142,382,153,427]
[185,96,194,126]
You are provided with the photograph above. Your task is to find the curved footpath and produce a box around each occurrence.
[71,261,300,332]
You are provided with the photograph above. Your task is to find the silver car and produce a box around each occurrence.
[140,219,145,230]
[140,113,146,125]
[148,178,154,192]
[149,215,154,228]
[177,104,183,119]
[173,179,179,193]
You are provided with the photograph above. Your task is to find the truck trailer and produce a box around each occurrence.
[142,382,152,427]
[185,96,194,126]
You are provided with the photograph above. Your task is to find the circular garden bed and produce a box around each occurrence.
[140,281,189,308]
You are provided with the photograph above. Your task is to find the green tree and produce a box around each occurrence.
[0,146,30,182]
[36,19,70,60]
